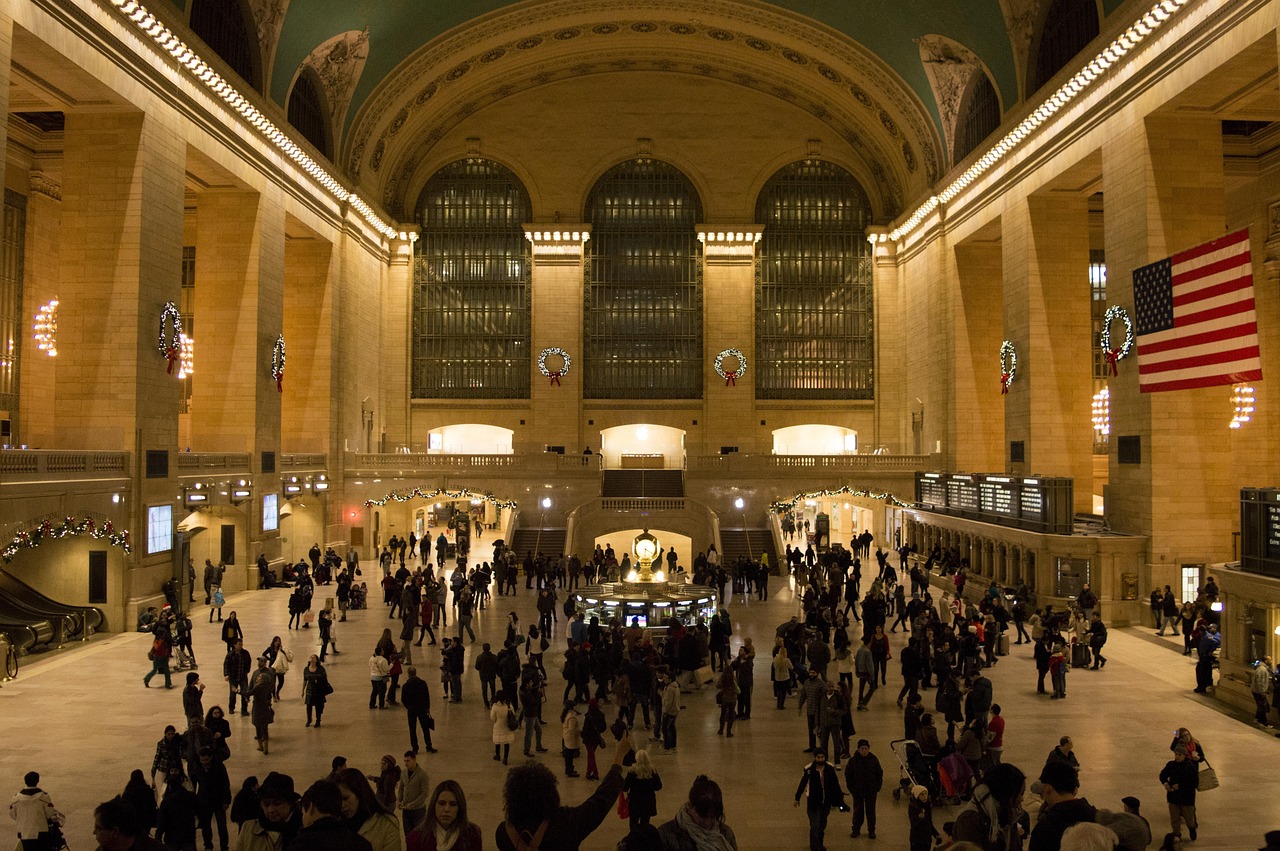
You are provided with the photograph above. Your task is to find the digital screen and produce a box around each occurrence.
[980,482,1016,517]
[147,505,173,554]
[915,472,1070,534]
[262,493,278,532]
[918,479,946,505]
[1020,487,1044,521]
[1267,504,1280,559]
[947,479,979,512]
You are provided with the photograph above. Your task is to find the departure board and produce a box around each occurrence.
[1241,488,1280,577]
[914,472,1073,534]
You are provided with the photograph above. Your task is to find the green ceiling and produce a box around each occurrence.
[268,0,1129,135]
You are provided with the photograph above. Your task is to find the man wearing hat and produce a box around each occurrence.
[1029,760,1096,851]
[234,772,302,851]
[1159,744,1200,843]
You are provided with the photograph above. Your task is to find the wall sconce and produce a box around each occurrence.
[34,299,58,356]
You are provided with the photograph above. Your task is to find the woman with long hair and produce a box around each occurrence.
[406,779,481,851]
[622,749,663,832]
[334,768,401,851]
[365,755,400,813]
[490,689,518,765]
[301,654,329,727]
[263,635,292,700]
[204,705,231,746]
[771,645,794,709]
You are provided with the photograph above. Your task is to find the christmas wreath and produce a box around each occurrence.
[714,348,747,386]
[271,335,285,392]
[158,302,184,375]
[999,341,1017,394]
[538,347,571,386]
[1099,305,1134,376]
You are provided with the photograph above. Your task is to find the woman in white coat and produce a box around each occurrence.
[490,689,517,765]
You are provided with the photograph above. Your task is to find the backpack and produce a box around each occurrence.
[506,708,520,731]
[503,820,549,851]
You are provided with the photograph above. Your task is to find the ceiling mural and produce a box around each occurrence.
[248,0,291,91]
[300,28,370,139]
[916,35,990,163]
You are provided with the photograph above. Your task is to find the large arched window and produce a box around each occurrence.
[755,161,874,400]
[584,160,703,398]
[1030,0,1100,94]
[188,0,260,90]
[413,159,532,399]
[287,72,330,159]
[954,71,1001,162]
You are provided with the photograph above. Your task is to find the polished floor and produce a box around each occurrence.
[3,560,1278,850]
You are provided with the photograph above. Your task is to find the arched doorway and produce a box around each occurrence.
[772,424,859,455]
[426,423,514,454]
[599,424,686,469]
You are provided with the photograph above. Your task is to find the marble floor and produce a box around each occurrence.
[3,565,1279,850]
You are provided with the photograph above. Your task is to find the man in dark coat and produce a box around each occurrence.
[222,639,252,716]
[401,666,436,755]
[190,746,231,851]
[1029,760,1096,851]
[1159,744,1200,842]
[288,780,372,851]
[844,739,883,839]
[794,748,847,851]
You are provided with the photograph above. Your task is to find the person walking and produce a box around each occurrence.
[490,690,517,765]
[1251,655,1274,727]
[369,648,391,709]
[622,749,663,832]
[519,676,547,756]
[9,771,63,851]
[302,655,330,727]
[396,751,429,838]
[560,701,582,777]
[1159,744,1200,843]
[844,739,883,839]
[1193,624,1220,693]
[1086,613,1108,669]
[660,673,682,754]
[793,748,847,851]
[144,619,175,690]
[855,638,876,710]
[249,658,276,754]
[223,639,252,716]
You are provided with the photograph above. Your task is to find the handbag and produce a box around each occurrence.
[617,791,629,820]
[1197,757,1219,791]
[426,714,435,730]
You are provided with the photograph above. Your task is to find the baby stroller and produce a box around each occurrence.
[349,582,368,610]
[937,751,974,805]
[889,739,938,802]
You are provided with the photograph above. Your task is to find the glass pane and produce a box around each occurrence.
[413,159,532,399]
[584,159,703,399]
[754,161,873,400]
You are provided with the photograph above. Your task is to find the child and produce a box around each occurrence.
[439,638,452,700]
[561,700,582,777]
[1049,643,1068,700]
[208,585,224,623]
[908,784,938,851]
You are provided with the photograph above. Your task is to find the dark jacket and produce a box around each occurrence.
[156,786,199,846]
[286,815,374,851]
[1159,758,1199,805]
[622,771,663,820]
[656,814,739,851]
[406,822,482,851]
[401,674,431,713]
[844,752,884,797]
[474,649,499,680]
[794,762,846,812]
[1028,797,1096,851]
[494,764,625,851]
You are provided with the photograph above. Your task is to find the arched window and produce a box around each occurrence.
[287,72,330,158]
[188,0,260,90]
[954,71,1001,162]
[413,159,532,399]
[584,160,703,398]
[1031,0,1099,94]
[755,161,874,400]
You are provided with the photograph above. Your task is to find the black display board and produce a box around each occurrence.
[915,472,1073,534]
[1241,488,1280,577]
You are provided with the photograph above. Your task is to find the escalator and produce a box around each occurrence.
[0,569,104,652]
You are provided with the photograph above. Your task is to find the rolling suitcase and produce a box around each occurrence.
[997,633,1010,656]
[1071,642,1090,668]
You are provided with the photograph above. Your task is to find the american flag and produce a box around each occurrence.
[1132,228,1262,393]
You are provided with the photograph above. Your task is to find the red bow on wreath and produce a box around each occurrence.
[276,374,283,393]
[724,371,738,387]
[1105,349,1120,376]
[549,371,562,386]
[1000,373,1011,395]
[165,347,179,375]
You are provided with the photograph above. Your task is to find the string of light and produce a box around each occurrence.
[3,516,132,564]
[876,0,1194,246]
[770,486,910,515]
[106,0,400,242]
[364,487,518,510]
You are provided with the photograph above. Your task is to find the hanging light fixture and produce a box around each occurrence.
[1230,384,1255,429]
[34,298,58,356]
[177,333,194,379]
[1091,387,1110,437]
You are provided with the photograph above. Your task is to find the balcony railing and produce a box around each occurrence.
[175,453,252,471]
[689,453,931,474]
[600,498,686,512]
[0,451,131,479]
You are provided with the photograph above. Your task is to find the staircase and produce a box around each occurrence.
[602,469,684,497]
[508,527,567,559]
[719,528,779,569]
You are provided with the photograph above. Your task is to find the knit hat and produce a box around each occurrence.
[857,739,870,749]
[910,785,929,801]
[1174,744,1187,756]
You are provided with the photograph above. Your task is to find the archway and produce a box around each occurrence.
[427,424,514,454]
[592,529,694,571]
[599,424,686,469]
[771,424,859,456]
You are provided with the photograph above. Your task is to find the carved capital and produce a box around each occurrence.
[28,171,61,202]
[524,225,591,264]
[697,225,763,265]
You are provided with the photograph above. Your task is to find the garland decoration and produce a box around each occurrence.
[364,487,517,510]
[3,516,131,564]
[770,486,910,515]
[271,335,286,393]
[999,341,1017,395]
[714,348,747,386]
[538,347,571,386]
[158,302,184,375]
[1099,306,1134,376]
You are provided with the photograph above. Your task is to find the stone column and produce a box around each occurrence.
[380,231,415,450]
[699,227,763,455]
[189,188,285,456]
[869,227,906,453]
[525,226,589,454]
[282,235,337,453]
[953,239,1004,471]
[56,112,185,451]
[18,171,61,447]
[1002,193,1093,508]
[1102,115,1233,559]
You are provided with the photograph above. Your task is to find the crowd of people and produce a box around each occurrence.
[14,525,1280,851]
